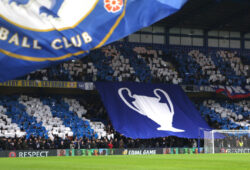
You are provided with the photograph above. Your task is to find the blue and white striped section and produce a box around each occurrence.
[19,95,73,140]
[120,46,152,82]
[230,101,250,129]
[64,98,107,139]
[202,100,249,129]
[217,51,247,76]
[210,51,245,86]
[0,105,26,138]
[102,45,137,82]
[189,50,225,84]
[0,96,46,139]
[42,97,91,139]
[135,47,181,84]
[89,50,115,81]
[62,61,98,82]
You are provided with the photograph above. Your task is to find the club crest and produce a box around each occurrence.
[0,0,99,31]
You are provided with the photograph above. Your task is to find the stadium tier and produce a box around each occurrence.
[19,43,250,86]
[0,93,249,151]
[0,95,106,140]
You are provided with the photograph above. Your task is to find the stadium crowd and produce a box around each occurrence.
[0,93,249,151]
[214,134,250,148]
[0,94,198,151]
[0,130,197,151]
[0,43,249,151]
[197,100,250,130]
[19,43,250,86]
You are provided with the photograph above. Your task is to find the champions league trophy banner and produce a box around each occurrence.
[0,0,187,82]
[95,82,211,139]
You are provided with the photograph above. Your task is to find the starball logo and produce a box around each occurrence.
[8,151,16,158]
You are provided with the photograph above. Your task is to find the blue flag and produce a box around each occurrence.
[0,0,187,82]
[96,82,211,139]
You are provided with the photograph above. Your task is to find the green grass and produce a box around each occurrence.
[0,154,249,170]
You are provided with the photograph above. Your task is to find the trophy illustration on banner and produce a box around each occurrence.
[118,88,184,132]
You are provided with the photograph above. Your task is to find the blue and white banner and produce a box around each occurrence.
[96,82,210,139]
[0,0,187,82]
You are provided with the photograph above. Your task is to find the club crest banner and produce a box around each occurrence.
[96,82,210,139]
[0,0,187,82]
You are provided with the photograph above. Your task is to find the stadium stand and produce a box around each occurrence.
[0,42,246,149]
[102,45,136,82]
[190,50,225,85]
[133,46,182,84]
[171,49,210,85]
[4,42,247,152]
[19,43,250,86]
[0,95,197,150]
[0,92,249,151]
[0,105,26,138]
[210,51,247,86]
[198,100,250,130]
[0,95,108,140]
[19,95,73,140]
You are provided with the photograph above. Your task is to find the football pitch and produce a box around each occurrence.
[0,154,249,170]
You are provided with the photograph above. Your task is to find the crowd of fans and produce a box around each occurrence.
[0,125,197,151]
[19,43,250,86]
[0,93,249,151]
[0,43,249,151]
[0,94,198,151]
[171,49,250,86]
[214,134,250,148]
[197,99,249,130]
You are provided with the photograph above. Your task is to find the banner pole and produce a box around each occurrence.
[198,128,201,154]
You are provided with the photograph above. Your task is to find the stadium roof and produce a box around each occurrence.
[157,0,250,33]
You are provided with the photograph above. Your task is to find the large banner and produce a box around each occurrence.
[96,82,211,139]
[0,0,187,82]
